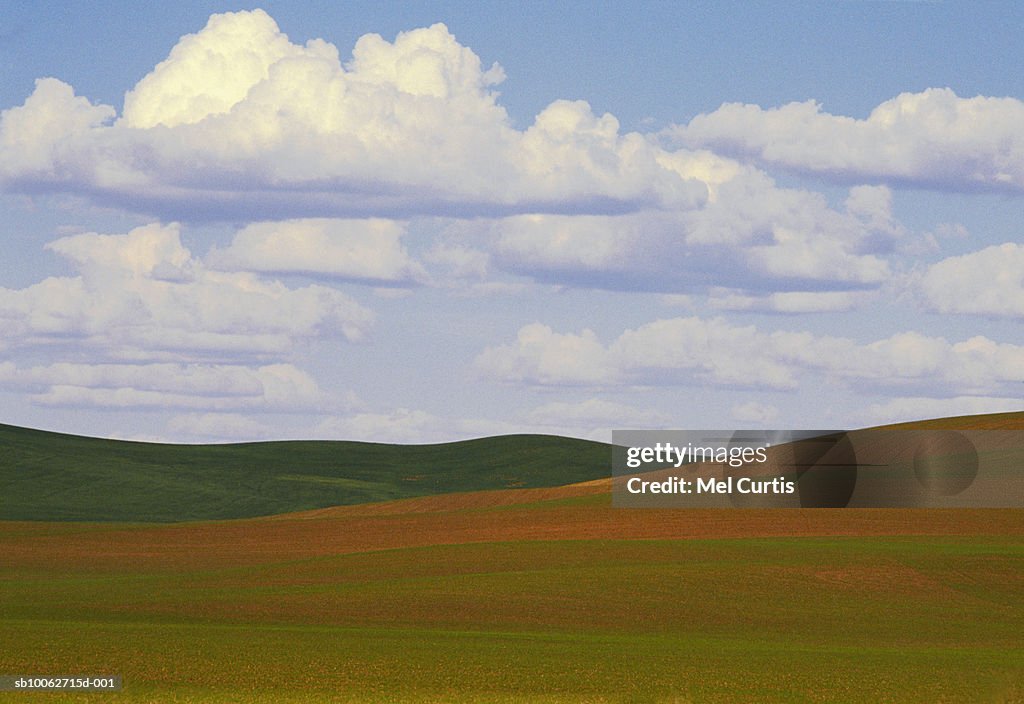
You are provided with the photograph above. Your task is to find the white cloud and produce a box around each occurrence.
[489,212,694,292]
[654,148,746,204]
[670,88,1024,192]
[121,10,331,130]
[516,99,701,209]
[208,218,426,285]
[0,222,374,360]
[747,225,889,284]
[421,239,536,296]
[918,243,1024,317]
[0,78,114,176]
[845,185,902,239]
[476,316,1024,397]
[0,10,698,219]
[609,317,818,389]
[476,318,806,390]
[494,213,648,272]
[489,178,896,293]
[474,323,620,385]
[0,10,913,304]
[683,177,895,287]
[0,361,325,411]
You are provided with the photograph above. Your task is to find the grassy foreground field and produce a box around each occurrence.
[2,413,1023,702]
[2,490,1023,702]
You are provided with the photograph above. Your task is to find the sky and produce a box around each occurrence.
[1,2,1023,444]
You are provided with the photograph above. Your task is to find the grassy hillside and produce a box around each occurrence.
[3,410,1021,522]
[0,424,609,522]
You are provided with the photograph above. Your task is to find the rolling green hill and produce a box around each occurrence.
[4,411,1021,523]
[0,423,610,522]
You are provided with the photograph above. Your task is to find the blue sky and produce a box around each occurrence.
[1,2,1022,443]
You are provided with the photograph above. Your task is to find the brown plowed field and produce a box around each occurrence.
[3,478,1021,571]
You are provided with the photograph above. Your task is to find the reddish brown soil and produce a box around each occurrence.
[3,478,1021,572]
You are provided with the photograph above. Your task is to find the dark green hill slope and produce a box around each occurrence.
[0,424,610,522]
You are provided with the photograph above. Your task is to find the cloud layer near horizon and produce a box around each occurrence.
[476,318,1024,398]
[0,221,371,419]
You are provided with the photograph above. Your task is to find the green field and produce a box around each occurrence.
[2,416,1023,702]
[0,423,608,521]
[2,522,1023,702]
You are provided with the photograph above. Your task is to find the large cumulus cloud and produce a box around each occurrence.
[0,9,916,300]
[0,10,700,219]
